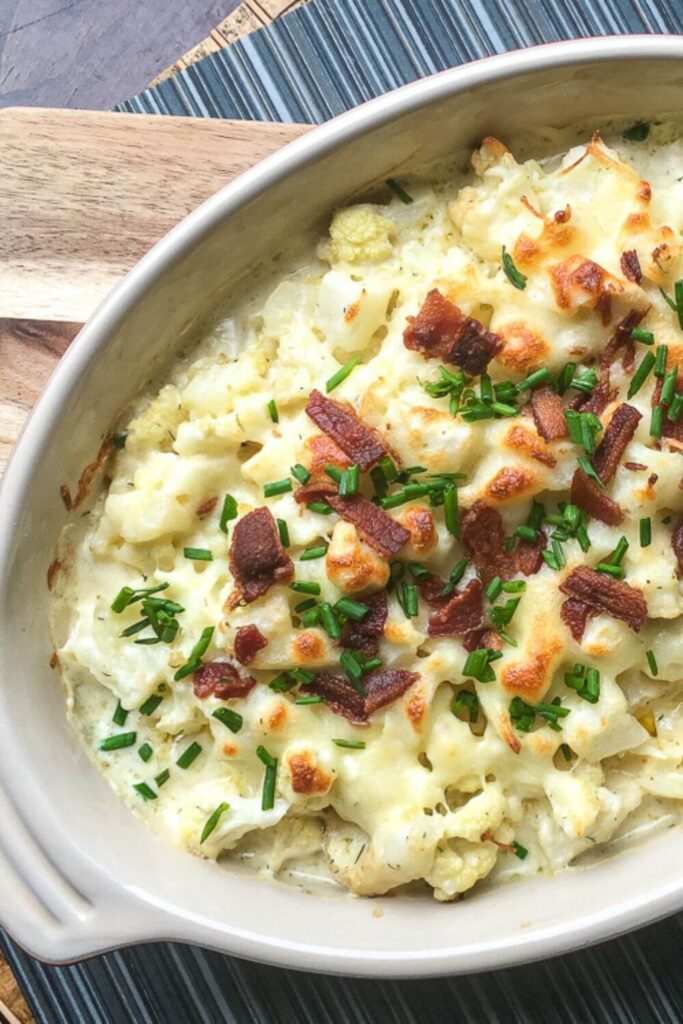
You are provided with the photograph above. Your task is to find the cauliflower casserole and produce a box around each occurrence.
[51,124,683,901]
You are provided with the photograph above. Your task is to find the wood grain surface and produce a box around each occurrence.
[0,18,309,1021]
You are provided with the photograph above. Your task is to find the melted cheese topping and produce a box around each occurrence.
[52,126,683,901]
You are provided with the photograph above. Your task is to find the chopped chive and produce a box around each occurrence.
[632,327,654,345]
[386,177,414,204]
[541,549,562,572]
[308,501,333,515]
[640,517,651,547]
[138,743,153,763]
[269,672,296,693]
[111,586,136,613]
[660,286,678,312]
[139,694,163,716]
[596,561,624,578]
[176,741,202,769]
[300,544,328,561]
[486,576,502,602]
[326,355,361,393]
[133,782,157,801]
[451,689,479,723]
[676,280,683,330]
[443,483,460,537]
[668,393,683,423]
[295,598,317,613]
[441,558,468,596]
[646,650,658,676]
[263,478,292,498]
[256,745,277,810]
[502,580,526,593]
[335,597,369,621]
[516,367,552,392]
[512,840,528,860]
[155,769,170,788]
[295,695,324,705]
[502,245,527,290]
[112,430,128,449]
[319,602,342,639]
[325,464,343,485]
[379,455,399,482]
[219,494,238,534]
[650,404,664,440]
[291,463,311,485]
[515,524,537,543]
[339,464,360,497]
[174,626,215,681]
[654,344,668,377]
[100,732,137,752]
[557,362,576,395]
[462,648,501,683]
[398,582,418,618]
[339,650,367,694]
[301,608,321,627]
[212,707,243,733]
[370,466,388,498]
[201,802,230,843]
[577,456,604,489]
[277,518,290,548]
[112,701,128,727]
[267,399,279,423]
[569,367,598,395]
[184,547,213,561]
[661,367,678,406]
[333,738,366,749]
[290,580,321,596]
[623,121,649,141]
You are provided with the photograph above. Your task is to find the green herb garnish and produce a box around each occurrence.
[386,178,414,204]
[100,732,137,752]
[219,494,238,534]
[256,746,277,810]
[133,782,157,801]
[502,245,527,290]
[212,707,243,733]
[326,355,361,393]
[184,547,213,561]
[176,741,202,769]
[267,399,279,423]
[201,802,230,843]
[333,738,366,749]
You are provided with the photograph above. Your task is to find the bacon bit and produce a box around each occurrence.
[481,829,516,854]
[306,389,388,471]
[293,478,338,506]
[598,308,647,370]
[531,387,568,441]
[60,484,73,511]
[571,467,624,526]
[592,403,641,483]
[554,205,571,224]
[403,289,501,375]
[47,557,62,591]
[672,518,683,574]
[193,660,256,700]
[302,668,419,724]
[620,249,643,285]
[340,590,387,657]
[228,507,293,604]
[196,496,218,517]
[561,598,593,642]
[461,500,542,583]
[327,495,410,557]
[464,628,502,653]
[427,579,484,638]
[647,472,658,488]
[234,624,268,665]
[624,462,647,471]
[560,565,647,631]
[49,651,59,669]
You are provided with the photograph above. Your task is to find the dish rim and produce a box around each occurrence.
[3,34,683,975]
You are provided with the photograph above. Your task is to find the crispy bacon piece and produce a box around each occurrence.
[570,467,624,526]
[305,389,387,471]
[620,249,643,285]
[403,289,501,375]
[234,624,268,665]
[293,479,338,506]
[340,590,388,657]
[591,403,642,483]
[193,660,256,700]
[599,308,647,370]
[624,462,647,471]
[572,371,617,415]
[427,579,484,638]
[302,668,419,724]
[228,507,293,603]
[464,628,502,653]
[461,500,542,583]
[327,494,410,557]
[560,565,647,631]
[561,598,593,642]
[672,518,683,574]
[531,386,567,441]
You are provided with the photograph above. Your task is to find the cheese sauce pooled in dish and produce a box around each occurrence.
[51,125,683,901]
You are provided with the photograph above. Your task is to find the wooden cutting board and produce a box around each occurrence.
[0,107,309,475]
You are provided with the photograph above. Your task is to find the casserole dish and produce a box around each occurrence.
[3,35,683,976]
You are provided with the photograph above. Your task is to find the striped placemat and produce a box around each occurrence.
[5,1,683,1021]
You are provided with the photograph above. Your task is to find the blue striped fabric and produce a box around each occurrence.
[6,1,683,1022]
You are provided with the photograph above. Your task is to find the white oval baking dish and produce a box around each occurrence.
[2,35,683,977]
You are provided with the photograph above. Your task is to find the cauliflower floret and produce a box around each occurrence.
[321,205,395,264]
[426,840,497,900]
[126,385,184,453]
